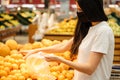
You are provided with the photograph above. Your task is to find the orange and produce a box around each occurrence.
[62,51,71,60]
[0,76,6,80]
[0,56,4,60]
[21,70,29,78]
[10,75,17,80]
[51,71,58,78]
[58,74,65,80]
[41,39,53,47]
[5,39,18,50]
[52,40,61,45]
[4,62,12,69]
[10,70,20,75]
[49,62,59,67]
[20,43,32,50]
[68,69,74,75]
[0,70,7,77]
[0,60,4,65]
[62,70,67,75]
[10,50,19,55]
[0,65,4,70]
[12,63,19,70]
[8,58,16,64]
[7,75,14,79]
[4,56,11,62]
[50,66,59,72]
[0,44,10,57]
[10,53,23,59]
[17,75,25,80]
[64,79,69,80]
[17,59,25,65]
[59,63,69,70]
[32,42,43,49]
[0,42,4,47]
[65,71,73,80]
[4,67,10,73]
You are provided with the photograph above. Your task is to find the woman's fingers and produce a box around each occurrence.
[43,54,61,62]
[23,52,32,59]
[19,50,35,59]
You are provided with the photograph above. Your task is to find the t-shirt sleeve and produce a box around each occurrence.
[91,30,110,54]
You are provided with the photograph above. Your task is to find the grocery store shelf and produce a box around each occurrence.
[0,26,21,40]
[114,36,120,64]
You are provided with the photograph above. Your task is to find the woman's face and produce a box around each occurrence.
[76,2,82,12]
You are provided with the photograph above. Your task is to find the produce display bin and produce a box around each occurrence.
[111,36,120,80]
[0,26,21,40]
[114,36,120,64]
[44,33,73,41]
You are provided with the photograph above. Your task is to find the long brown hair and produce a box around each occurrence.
[71,19,92,54]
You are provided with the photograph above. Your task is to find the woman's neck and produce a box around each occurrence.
[92,22,101,26]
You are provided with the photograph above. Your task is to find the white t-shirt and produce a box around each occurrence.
[73,21,114,80]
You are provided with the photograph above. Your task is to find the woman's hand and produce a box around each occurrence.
[43,54,64,63]
[19,50,36,59]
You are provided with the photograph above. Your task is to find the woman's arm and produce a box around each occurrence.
[20,38,73,58]
[33,38,73,53]
[44,52,103,75]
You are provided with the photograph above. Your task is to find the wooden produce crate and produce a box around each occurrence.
[114,36,120,64]
[0,26,21,40]
[44,33,73,41]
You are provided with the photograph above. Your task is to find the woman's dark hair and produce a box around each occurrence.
[70,20,92,54]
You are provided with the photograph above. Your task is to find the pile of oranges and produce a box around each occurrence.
[0,39,75,80]
[0,50,32,80]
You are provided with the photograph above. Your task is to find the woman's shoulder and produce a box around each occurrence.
[96,21,113,32]
[94,21,114,37]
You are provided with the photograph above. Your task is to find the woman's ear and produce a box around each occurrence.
[76,2,82,12]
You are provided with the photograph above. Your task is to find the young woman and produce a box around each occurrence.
[21,0,114,80]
